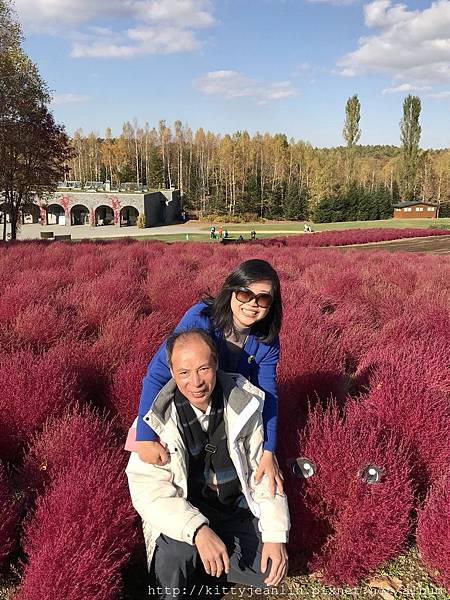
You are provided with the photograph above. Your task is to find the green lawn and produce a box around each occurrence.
[97,232,303,243]
[197,218,450,233]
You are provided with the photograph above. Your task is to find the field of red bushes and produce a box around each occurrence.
[256,226,450,247]
[0,233,449,598]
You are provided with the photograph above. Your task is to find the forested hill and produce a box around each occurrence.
[67,124,450,222]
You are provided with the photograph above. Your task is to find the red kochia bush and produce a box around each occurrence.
[0,462,21,569]
[15,448,138,600]
[110,310,177,429]
[358,339,450,491]
[288,401,413,585]
[0,351,79,463]
[416,475,450,591]
[277,298,348,462]
[19,406,123,500]
[256,227,450,248]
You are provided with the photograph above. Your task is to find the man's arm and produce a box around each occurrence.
[242,417,290,584]
[126,452,231,578]
[126,452,208,545]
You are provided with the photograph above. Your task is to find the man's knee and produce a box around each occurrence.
[155,534,198,567]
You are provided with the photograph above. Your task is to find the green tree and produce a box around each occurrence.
[343,94,361,181]
[0,0,73,240]
[400,94,421,200]
[147,147,164,189]
[284,181,308,220]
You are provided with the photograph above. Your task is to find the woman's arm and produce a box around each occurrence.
[252,337,283,496]
[253,337,280,453]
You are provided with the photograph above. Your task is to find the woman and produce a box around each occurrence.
[135,258,283,495]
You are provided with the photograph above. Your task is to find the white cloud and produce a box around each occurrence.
[71,27,201,58]
[427,90,450,98]
[338,0,450,84]
[51,93,92,105]
[382,83,431,94]
[195,70,299,104]
[15,0,215,58]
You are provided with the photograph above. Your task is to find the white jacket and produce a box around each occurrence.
[126,371,290,569]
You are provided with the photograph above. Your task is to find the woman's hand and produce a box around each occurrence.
[254,450,284,497]
[137,441,169,465]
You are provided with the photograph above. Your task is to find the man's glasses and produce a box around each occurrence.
[234,288,273,309]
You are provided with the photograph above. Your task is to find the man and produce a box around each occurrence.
[126,328,290,599]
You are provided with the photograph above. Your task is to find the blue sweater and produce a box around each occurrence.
[136,302,279,452]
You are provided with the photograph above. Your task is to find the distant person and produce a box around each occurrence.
[237,235,244,242]
[131,259,284,496]
[223,229,229,239]
[210,226,216,240]
[251,230,256,240]
[218,226,224,239]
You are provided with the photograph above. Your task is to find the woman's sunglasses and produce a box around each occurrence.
[234,288,273,309]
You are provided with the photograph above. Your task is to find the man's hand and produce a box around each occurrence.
[194,525,230,578]
[254,451,284,497]
[137,441,169,465]
[260,543,288,586]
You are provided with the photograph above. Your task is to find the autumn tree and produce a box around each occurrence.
[343,94,361,182]
[400,94,421,200]
[0,0,73,240]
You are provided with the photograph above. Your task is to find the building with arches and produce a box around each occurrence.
[24,188,182,228]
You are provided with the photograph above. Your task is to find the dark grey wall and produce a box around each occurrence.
[144,190,182,227]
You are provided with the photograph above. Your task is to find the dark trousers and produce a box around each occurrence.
[151,503,271,600]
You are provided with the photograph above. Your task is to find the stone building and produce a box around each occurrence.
[14,188,182,228]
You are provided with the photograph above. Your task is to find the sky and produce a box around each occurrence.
[14,0,450,148]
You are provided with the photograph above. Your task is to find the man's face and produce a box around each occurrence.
[170,335,217,411]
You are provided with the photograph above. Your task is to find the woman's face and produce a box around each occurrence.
[230,280,273,330]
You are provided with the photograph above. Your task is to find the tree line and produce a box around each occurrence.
[67,118,450,221]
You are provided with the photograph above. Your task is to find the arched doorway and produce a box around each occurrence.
[95,205,114,226]
[47,204,65,225]
[71,204,89,225]
[120,206,139,226]
[20,203,40,224]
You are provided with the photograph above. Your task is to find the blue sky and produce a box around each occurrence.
[15,0,450,148]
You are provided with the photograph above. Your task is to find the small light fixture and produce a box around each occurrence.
[289,457,317,479]
[360,464,385,484]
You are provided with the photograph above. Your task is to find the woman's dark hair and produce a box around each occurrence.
[201,259,282,343]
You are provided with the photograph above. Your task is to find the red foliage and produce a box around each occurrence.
[357,339,450,491]
[256,227,450,248]
[416,475,450,592]
[288,401,414,585]
[1,236,449,593]
[19,405,123,500]
[15,448,138,600]
[277,298,348,461]
[0,350,79,462]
